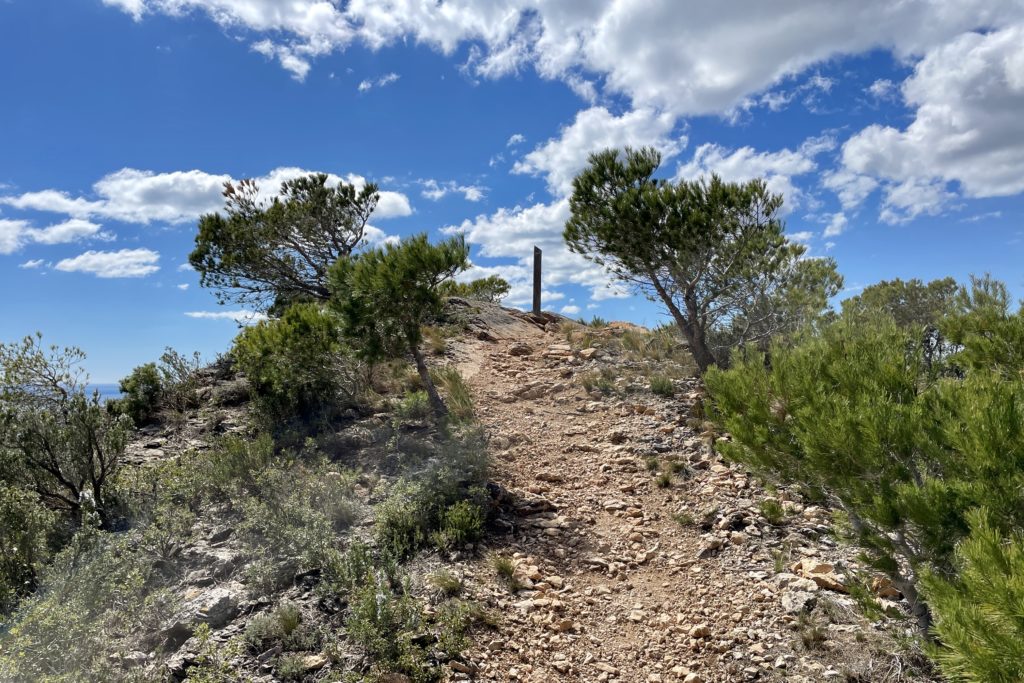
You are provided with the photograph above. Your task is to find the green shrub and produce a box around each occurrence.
[346,574,433,681]
[0,485,58,614]
[580,368,616,394]
[233,303,363,428]
[430,500,484,550]
[649,374,674,397]
[706,300,1024,641]
[922,510,1024,682]
[395,391,431,420]
[244,602,320,654]
[116,362,163,425]
[758,499,786,526]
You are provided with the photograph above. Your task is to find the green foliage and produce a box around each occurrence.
[116,362,163,425]
[1,334,131,529]
[233,303,364,427]
[922,510,1024,682]
[244,602,320,654]
[587,316,608,328]
[565,147,841,372]
[375,431,490,558]
[114,349,203,426]
[648,374,674,397]
[427,569,463,597]
[706,295,1024,641]
[0,527,174,682]
[0,485,58,614]
[346,574,433,682]
[190,173,379,309]
[330,233,469,418]
[580,367,616,394]
[430,500,484,550]
[439,275,511,303]
[758,499,786,526]
[395,391,431,420]
[842,276,958,329]
[943,274,1024,376]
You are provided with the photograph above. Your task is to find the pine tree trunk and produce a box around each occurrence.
[648,274,717,373]
[411,344,448,419]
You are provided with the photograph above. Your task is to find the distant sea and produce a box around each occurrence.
[88,383,122,404]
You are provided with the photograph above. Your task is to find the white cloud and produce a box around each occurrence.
[445,198,619,303]
[184,310,268,323]
[177,283,189,290]
[506,133,525,146]
[101,1,1024,116]
[19,259,45,269]
[357,79,372,92]
[822,169,879,209]
[54,248,160,278]
[0,166,412,226]
[0,217,112,254]
[27,219,110,245]
[177,262,194,271]
[513,106,685,197]
[674,140,825,211]
[787,231,814,243]
[378,72,400,86]
[560,304,580,315]
[839,26,1024,222]
[0,219,30,255]
[419,179,487,202]
[867,78,896,99]
[823,212,848,237]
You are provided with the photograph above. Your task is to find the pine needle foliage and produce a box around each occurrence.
[922,510,1024,682]
[706,290,1024,639]
[329,233,469,418]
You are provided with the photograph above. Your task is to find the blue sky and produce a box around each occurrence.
[2,1,1023,381]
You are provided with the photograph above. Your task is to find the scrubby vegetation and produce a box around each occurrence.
[706,274,1024,679]
[439,274,511,303]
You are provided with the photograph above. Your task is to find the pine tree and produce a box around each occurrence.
[564,147,841,372]
[329,234,469,418]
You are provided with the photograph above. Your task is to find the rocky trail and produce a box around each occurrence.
[435,307,932,683]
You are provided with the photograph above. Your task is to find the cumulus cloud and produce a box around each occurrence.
[0,166,412,226]
[674,138,828,212]
[444,199,622,303]
[506,133,525,146]
[54,248,160,278]
[419,179,487,202]
[19,259,46,269]
[177,283,189,290]
[838,26,1024,222]
[513,107,685,197]
[184,310,268,323]
[100,1,1024,116]
[0,217,113,254]
[560,304,580,315]
[823,212,848,238]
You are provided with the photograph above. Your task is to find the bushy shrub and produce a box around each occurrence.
[430,500,484,550]
[375,431,490,558]
[394,391,431,421]
[113,349,203,426]
[922,510,1024,682]
[0,485,58,614]
[0,527,174,681]
[116,362,163,425]
[648,374,674,397]
[244,602,320,654]
[346,573,433,681]
[706,293,1024,649]
[233,303,364,428]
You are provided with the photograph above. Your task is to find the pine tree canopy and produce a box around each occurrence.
[329,233,469,417]
[189,173,379,309]
[564,147,841,372]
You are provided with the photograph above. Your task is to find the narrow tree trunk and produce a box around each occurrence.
[891,573,933,636]
[411,345,448,418]
[648,274,717,373]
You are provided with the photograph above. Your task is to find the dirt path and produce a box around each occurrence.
[442,314,929,683]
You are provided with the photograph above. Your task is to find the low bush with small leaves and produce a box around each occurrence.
[649,374,674,397]
[430,500,484,550]
[759,499,786,526]
[395,390,432,420]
